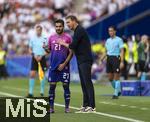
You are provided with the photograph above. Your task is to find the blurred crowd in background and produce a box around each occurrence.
[79,0,139,27]
[0,0,139,56]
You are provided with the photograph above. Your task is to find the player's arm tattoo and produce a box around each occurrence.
[64,49,73,65]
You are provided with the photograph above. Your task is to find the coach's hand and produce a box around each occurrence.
[58,40,69,48]
[58,63,66,71]
[58,40,64,45]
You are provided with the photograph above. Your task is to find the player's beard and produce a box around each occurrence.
[56,29,63,35]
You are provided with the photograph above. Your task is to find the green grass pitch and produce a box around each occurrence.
[0,78,150,122]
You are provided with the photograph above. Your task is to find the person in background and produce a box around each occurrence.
[101,26,124,99]
[27,25,47,98]
[0,34,8,79]
[132,35,139,77]
[122,36,129,80]
[137,35,149,80]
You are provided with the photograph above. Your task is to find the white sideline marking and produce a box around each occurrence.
[129,106,137,109]
[3,86,28,92]
[141,108,148,110]
[120,104,128,107]
[99,101,149,111]
[0,91,144,122]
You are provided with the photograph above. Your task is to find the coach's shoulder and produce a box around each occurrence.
[80,25,86,32]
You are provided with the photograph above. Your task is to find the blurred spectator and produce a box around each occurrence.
[0,34,3,47]
[132,35,139,76]
[108,0,118,15]
[121,36,130,80]
[137,35,149,80]
[0,37,8,79]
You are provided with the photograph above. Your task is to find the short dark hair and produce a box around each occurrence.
[55,19,64,26]
[109,26,117,31]
[66,15,78,23]
[36,25,42,30]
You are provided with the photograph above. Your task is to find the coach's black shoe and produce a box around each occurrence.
[75,106,87,113]
[26,94,34,98]
[85,107,96,113]
[112,95,118,99]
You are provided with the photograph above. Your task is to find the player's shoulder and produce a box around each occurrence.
[64,32,72,38]
[50,33,57,38]
[64,33,72,43]
[48,33,57,40]
[77,25,84,31]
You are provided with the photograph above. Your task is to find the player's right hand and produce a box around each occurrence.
[58,63,66,71]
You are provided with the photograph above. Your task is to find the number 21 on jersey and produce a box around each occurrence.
[54,43,61,50]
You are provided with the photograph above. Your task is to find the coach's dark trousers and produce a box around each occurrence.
[78,62,95,108]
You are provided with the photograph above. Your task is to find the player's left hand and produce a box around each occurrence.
[58,63,66,71]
